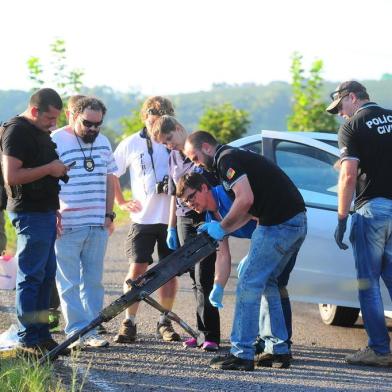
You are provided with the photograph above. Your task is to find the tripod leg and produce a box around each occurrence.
[141,294,204,345]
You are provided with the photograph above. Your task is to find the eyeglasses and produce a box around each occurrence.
[182,189,198,204]
[80,118,103,129]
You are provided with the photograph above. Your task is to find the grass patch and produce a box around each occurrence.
[0,357,65,392]
[113,188,132,227]
[0,351,90,392]
[5,214,16,254]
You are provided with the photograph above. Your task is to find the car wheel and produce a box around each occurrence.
[318,304,360,327]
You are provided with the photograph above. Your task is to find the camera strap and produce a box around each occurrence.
[145,134,158,183]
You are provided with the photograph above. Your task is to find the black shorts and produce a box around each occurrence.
[125,223,172,264]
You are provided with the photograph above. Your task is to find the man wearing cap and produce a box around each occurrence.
[327,81,392,367]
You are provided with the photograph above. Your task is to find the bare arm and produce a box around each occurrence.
[220,176,254,233]
[214,237,232,287]
[106,174,115,213]
[105,174,116,233]
[338,159,358,219]
[2,155,68,186]
[168,196,177,228]
[113,175,142,213]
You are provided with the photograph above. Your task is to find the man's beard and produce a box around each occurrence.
[203,154,214,171]
[81,131,99,144]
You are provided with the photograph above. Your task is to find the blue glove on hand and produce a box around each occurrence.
[209,283,224,308]
[334,216,349,250]
[198,221,227,241]
[166,227,179,250]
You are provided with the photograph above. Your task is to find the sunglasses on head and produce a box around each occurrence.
[146,108,172,116]
[80,118,103,129]
[330,89,350,101]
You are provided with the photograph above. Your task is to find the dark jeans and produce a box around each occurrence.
[49,283,60,311]
[177,214,220,344]
[9,211,57,346]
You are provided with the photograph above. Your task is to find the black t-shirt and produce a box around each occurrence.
[213,145,305,226]
[0,116,60,212]
[338,102,392,210]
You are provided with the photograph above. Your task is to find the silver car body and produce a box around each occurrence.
[229,130,392,311]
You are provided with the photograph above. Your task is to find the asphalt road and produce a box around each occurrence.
[1,224,391,391]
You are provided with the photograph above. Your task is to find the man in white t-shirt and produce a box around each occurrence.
[52,96,117,349]
[113,96,180,343]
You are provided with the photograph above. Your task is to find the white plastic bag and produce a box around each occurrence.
[0,255,17,290]
[0,324,19,348]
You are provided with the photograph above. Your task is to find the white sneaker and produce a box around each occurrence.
[83,333,109,348]
[69,333,109,349]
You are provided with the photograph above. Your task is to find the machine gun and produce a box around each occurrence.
[39,232,217,364]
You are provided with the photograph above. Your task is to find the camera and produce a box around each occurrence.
[155,175,169,194]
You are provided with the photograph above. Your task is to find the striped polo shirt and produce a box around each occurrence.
[51,126,117,227]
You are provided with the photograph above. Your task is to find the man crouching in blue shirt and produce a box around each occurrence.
[182,131,307,371]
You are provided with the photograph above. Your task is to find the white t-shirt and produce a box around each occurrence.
[52,126,117,227]
[114,131,170,224]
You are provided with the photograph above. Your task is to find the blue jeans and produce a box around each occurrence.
[55,226,109,336]
[350,197,392,355]
[254,250,298,353]
[9,211,57,346]
[231,212,307,360]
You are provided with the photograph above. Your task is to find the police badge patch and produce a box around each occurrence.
[226,168,236,180]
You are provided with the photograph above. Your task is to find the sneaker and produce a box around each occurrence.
[156,321,181,342]
[96,324,107,335]
[345,347,392,367]
[48,311,61,333]
[69,333,109,349]
[183,337,198,348]
[39,338,71,356]
[210,354,254,371]
[114,319,137,343]
[255,352,291,369]
[83,333,109,348]
[254,335,265,355]
[202,341,219,352]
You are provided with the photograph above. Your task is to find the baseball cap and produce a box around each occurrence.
[326,81,367,114]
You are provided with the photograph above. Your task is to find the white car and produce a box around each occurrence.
[229,130,392,326]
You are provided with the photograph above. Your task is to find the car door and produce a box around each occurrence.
[261,130,391,310]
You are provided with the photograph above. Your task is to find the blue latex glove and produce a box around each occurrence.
[334,216,349,250]
[166,227,179,250]
[236,256,247,278]
[209,283,224,308]
[198,221,226,241]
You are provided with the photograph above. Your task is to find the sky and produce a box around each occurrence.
[2,0,391,95]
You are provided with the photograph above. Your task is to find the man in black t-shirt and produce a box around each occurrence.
[184,131,307,371]
[326,81,392,367]
[0,88,69,358]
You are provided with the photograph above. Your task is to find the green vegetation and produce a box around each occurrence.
[287,52,338,133]
[198,103,250,144]
[5,214,16,253]
[113,189,132,226]
[119,101,144,141]
[0,358,64,392]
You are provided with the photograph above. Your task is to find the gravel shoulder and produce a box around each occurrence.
[1,224,391,391]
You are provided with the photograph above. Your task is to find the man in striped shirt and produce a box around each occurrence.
[52,96,117,348]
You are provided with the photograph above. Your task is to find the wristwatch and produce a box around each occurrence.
[105,212,116,222]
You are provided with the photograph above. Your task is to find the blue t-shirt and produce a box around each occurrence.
[205,185,256,239]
